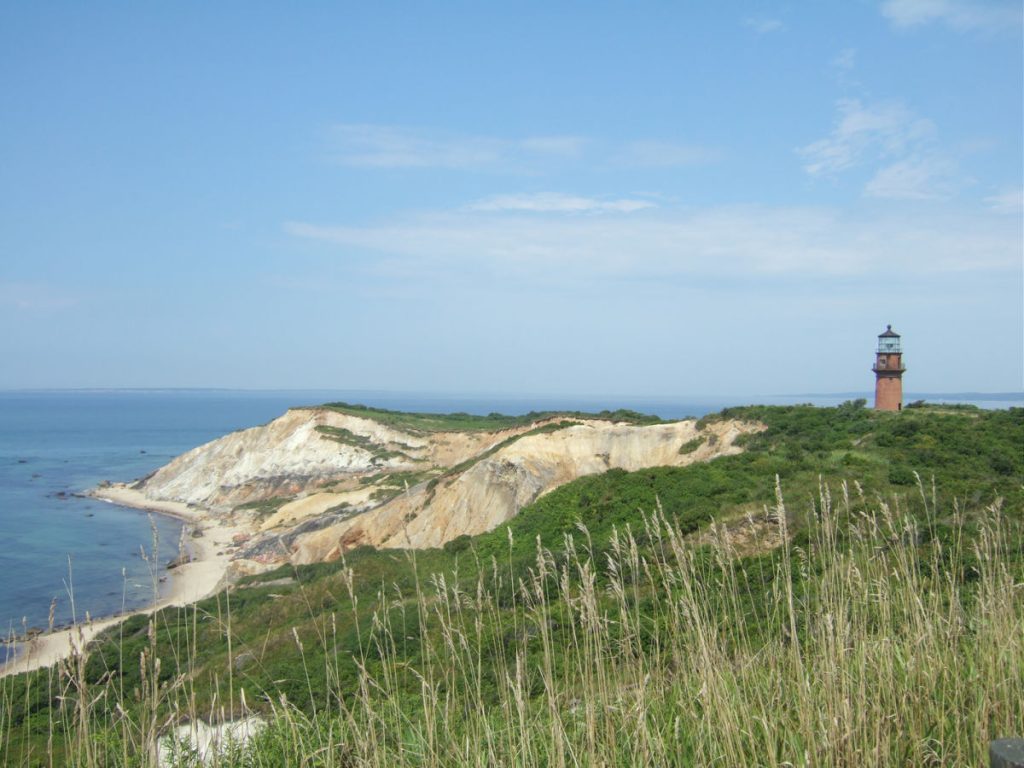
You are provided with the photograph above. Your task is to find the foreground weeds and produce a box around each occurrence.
[2,477,1022,766]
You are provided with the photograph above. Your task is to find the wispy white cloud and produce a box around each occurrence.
[327,125,716,172]
[518,136,588,156]
[614,141,720,168]
[830,48,859,88]
[328,124,586,170]
[0,282,78,312]
[881,0,1022,31]
[865,157,958,200]
[743,17,785,34]
[467,193,655,214]
[799,99,936,175]
[286,203,1019,280]
[799,98,958,199]
[831,48,857,75]
[984,187,1024,214]
[827,48,860,78]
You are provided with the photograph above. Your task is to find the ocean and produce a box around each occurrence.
[0,390,331,634]
[1,388,1019,635]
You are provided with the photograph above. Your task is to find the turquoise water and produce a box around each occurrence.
[2,389,1018,635]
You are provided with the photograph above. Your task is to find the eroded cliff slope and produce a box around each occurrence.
[126,406,763,567]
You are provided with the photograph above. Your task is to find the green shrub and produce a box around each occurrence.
[678,437,704,454]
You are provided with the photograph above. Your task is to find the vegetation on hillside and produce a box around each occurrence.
[1,403,1021,766]
[314,425,420,463]
[232,497,290,520]
[316,402,663,433]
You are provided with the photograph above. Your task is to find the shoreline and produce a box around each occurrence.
[0,485,243,678]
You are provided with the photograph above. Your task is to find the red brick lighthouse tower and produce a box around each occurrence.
[873,325,905,411]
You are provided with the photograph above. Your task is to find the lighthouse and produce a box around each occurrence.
[872,325,905,411]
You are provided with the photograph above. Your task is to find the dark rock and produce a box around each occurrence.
[991,739,1024,768]
[135,469,158,487]
[166,551,192,570]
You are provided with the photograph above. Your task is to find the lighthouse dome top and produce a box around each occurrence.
[879,324,900,338]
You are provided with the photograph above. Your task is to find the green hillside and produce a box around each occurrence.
[316,402,664,433]
[2,403,1021,766]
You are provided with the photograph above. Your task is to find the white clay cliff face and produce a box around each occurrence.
[128,408,763,567]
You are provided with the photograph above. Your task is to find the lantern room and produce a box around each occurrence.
[877,325,902,354]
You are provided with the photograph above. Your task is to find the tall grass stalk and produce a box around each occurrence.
[1,479,1021,766]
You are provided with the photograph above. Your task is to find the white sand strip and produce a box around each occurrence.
[0,486,242,678]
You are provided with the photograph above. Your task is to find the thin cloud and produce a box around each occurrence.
[881,0,1022,31]
[743,17,785,34]
[984,188,1024,214]
[285,204,1019,279]
[327,125,716,172]
[827,47,860,82]
[799,98,957,199]
[799,99,936,175]
[615,140,720,168]
[328,124,585,170]
[0,282,79,312]
[831,48,857,74]
[865,157,958,200]
[830,48,859,87]
[519,136,588,156]
[467,193,655,214]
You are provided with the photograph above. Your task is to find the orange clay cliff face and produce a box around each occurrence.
[96,407,764,573]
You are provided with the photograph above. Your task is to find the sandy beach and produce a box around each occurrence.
[0,485,242,678]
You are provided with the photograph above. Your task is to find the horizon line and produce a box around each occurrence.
[1,387,1021,400]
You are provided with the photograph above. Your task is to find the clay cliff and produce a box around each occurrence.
[122,406,762,569]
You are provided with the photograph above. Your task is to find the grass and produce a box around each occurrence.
[232,497,290,520]
[314,426,419,463]
[3,479,1020,766]
[1,403,1021,766]
[317,402,663,433]
[358,470,441,505]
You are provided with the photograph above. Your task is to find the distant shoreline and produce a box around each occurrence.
[2,387,1021,401]
[0,487,242,678]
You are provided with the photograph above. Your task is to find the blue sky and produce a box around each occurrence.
[1,1,1021,396]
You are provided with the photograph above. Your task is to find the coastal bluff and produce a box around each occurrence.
[98,405,763,571]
